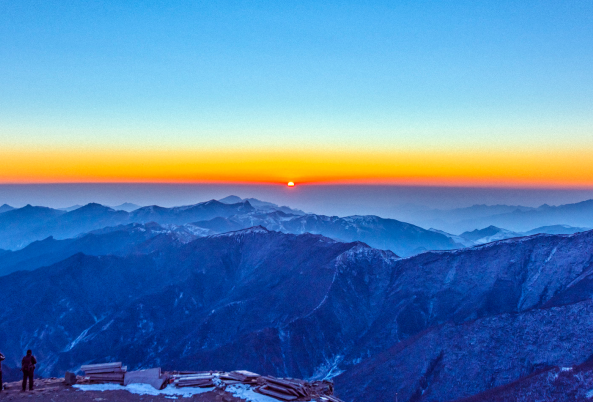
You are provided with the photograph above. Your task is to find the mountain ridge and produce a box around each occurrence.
[0,204,15,213]
[0,222,191,276]
[188,211,462,257]
[0,200,252,250]
[402,199,593,233]
[2,228,593,402]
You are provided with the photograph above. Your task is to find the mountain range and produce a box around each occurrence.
[0,222,192,277]
[402,200,593,233]
[0,200,251,250]
[453,224,590,245]
[0,199,463,256]
[2,196,593,259]
[2,227,593,401]
[58,203,142,212]
[219,195,306,215]
[189,211,462,256]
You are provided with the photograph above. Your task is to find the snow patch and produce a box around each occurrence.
[211,226,269,237]
[73,383,213,397]
[182,224,212,236]
[545,247,558,263]
[226,384,285,402]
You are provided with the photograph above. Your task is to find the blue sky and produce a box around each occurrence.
[1,0,592,186]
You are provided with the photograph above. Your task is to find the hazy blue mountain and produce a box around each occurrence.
[2,228,593,402]
[218,195,243,204]
[400,200,593,233]
[399,204,535,232]
[59,203,142,212]
[50,203,130,235]
[460,225,509,241]
[0,203,133,250]
[278,214,462,256]
[219,195,306,215]
[129,199,254,225]
[442,224,591,247]
[459,225,522,244]
[0,205,66,249]
[523,224,590,236]
[189,211,463,256]
[188,210,295,234]
[110,202,142,212]
[0,197,462,255]
[428,228,475,247]
[428,204,534,221]
[446,199,593,233]
[0,204,15,214]
[0,200,252,250]
[0,222,190,277]
[58,205,84,212]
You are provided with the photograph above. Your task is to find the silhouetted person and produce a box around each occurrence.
[21,350,37,392]
[0,351,5,392]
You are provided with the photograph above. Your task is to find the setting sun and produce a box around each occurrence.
[287,181,295,187]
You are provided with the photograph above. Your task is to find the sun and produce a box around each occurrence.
[287,181,295,187]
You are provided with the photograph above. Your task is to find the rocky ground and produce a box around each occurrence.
[0,378,247,402]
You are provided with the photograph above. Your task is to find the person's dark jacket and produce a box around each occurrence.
[21,355,36,373]
[0,352,5,372]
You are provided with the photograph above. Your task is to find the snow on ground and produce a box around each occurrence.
[226,384,292,402]
[73,383,213,398]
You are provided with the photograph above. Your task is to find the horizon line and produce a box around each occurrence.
[1,180,593,191]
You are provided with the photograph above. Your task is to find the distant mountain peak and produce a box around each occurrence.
[218,195,243,204]
[218,195,305,215]
[0,204,14,214]
[110,202,141,212]
[78,202,114,210]
[461,225,504,239]
[459,225,522,244]
[524,225,591,236]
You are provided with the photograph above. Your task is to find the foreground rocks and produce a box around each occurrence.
[0,377,243,401]
[0,373,339,402]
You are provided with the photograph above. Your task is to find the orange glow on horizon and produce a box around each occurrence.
[1,146,593,189]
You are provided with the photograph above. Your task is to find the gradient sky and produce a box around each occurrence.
[1,1,592,186]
